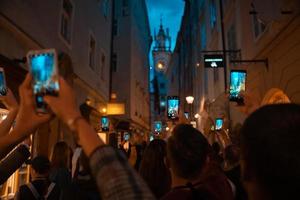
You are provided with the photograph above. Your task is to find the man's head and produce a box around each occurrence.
[27,156,50,178]
[240,104,300,199]
[167,124,209,180]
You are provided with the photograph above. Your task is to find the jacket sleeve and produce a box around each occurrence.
[89,145,155,200]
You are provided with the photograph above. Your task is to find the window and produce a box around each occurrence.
[60,0,73,44]
[100,51,106,80]
[113,19,118,36]
[252,14,266,39]
[89,35,96,70]
[210,0,217,29]
[122,0,129,16]
[200,22,206,49]
[112,53,117,72]
[102,0,109,18]
[227,23,238,60]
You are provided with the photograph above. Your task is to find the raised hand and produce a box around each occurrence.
[44,77,81,125]
[0,88,19,111]
[13,74,52,137]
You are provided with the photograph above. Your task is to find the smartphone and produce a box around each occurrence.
[0,68,7,96]
[229,70,247,103]
[27,49,59,112]
[167,96,180,119]
[123,132,130,141]
[154,121,162,133]
[215,118,223,131]
[101,116,109,132]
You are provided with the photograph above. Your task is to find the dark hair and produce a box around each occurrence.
[211,142,221,154]
[167,124,210,180]
[51,141,71,169]
[139,139,171,198]
[224,144,240,165]
[240,104,300,199]
[28,156,51,174]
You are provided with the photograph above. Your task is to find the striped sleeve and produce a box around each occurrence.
[89,145,155,200]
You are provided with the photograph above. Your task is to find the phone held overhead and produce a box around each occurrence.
[229,70,247,104]
[27,49,60,113]
[167,96,180,120]
[101,116,109,132]
[215,118,223,131]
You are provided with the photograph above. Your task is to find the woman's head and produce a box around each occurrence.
[139,139,171,198]
[51,141,71,169]
[167,124,210,180]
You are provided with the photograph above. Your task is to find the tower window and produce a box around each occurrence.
[60,0,73,45]
[89,35,96,70]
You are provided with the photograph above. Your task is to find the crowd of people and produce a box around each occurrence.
[0,70,300,200]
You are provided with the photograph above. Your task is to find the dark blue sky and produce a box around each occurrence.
[146,0,185,51]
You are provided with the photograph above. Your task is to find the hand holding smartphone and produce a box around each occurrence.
[27,49,59,113]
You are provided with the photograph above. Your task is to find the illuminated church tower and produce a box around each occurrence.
[150,19,171,133]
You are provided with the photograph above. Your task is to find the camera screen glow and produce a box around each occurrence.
[30,53,59,95]
[154,121,162,132]
[0,72,6,95]
[215,119,223,130]
[168,99,179,119]
[230,71,246,99]
[101,117,109,129]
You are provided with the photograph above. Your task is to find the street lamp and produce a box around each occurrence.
[185,96,194,104]
[185,96,194,120]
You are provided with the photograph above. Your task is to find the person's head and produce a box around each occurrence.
[224,144,240,166]
[211,142,221,155]
[51,141,71,169]
[139,139,171,198]
[28,156,51,179]
[167,124,210,180]
[240,104,300,200]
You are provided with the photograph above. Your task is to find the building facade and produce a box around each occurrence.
[111,0,151,138]
[0,0,112,197]
[167,0,300,144]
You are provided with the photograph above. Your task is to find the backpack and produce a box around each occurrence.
[26,182,56,200]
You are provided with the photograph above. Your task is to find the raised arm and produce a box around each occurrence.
[0,75,51,160]
[44,77,155,200]
[0,89,19,137]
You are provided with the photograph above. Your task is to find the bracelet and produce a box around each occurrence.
[67,116,85,132]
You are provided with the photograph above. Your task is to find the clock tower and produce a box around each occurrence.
[150,20,171,133]
[152,20,171,73]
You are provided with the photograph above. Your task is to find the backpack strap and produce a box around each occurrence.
[44,183,56,199]
[26,183,40,199]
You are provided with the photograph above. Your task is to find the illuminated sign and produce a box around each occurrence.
[204,54,224,68]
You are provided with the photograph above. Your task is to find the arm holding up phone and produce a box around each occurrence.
[0,75,51,160]
[0,89,19,138]
[44,77,155,199]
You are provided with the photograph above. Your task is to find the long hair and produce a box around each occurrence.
[139,139,171,198]
[51,141,71,169]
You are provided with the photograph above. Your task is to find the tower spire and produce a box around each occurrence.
[160,14,163,28]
